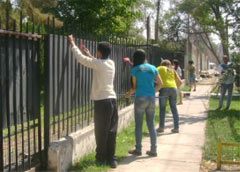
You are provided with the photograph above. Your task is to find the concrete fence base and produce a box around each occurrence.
[48,104,134,172]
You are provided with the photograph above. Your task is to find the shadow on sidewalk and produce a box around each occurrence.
[118,155,156,165]
[141,115,207,137]
[179,115,207,124]
[163,115,207,127]
[184,95,209,100]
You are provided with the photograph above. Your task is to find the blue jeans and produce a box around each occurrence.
[134,96,157,152]
[159,88,179,129]
[218,83,233,109]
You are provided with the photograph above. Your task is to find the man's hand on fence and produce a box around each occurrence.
[82,47,92,57]
[68,35,76,47]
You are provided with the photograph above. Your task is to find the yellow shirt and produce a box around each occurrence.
[157,66,177,88]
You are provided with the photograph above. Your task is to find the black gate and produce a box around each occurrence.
[0,31,42,171]
[0,13,149,171]
[43,34,137,146]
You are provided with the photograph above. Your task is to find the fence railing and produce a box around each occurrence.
[217,139,240,170]
[0,11,148,171]
[0,13,43,171]
[44,34,140,142]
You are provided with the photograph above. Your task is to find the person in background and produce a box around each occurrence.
[173,59,183,105]
[188,60,197,91]
[216,55,235,110]
[156,60,182,133]
[126,49,162,157]
[68,35,118,168]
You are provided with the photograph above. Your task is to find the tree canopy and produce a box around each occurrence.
[177,0,240,59]
[51,0,153,37]
[0,0,154,38]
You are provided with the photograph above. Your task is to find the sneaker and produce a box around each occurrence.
[171,128,179,133]
[128,149,142,156]
[156,128,164,133]
[146,150,157,157]
[108,159,118,168]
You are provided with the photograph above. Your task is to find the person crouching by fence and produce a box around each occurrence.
[156,60,182,134]
[68,35,118,168]
[126,49,162,157]
[173,59,183,105]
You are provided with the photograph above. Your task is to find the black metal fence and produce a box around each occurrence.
[44,34,140,143]
[0,14,42,171]
[0,13,147,171]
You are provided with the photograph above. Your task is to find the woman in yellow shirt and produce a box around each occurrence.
[157,60,182,133]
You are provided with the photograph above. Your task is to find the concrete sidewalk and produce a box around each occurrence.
[110,84,213,172]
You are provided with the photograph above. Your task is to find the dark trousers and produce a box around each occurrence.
[94,99,118,162]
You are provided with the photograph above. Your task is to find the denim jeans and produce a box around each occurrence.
[218,83,233,109]
[134,96,157,153]
[159,88,179,129]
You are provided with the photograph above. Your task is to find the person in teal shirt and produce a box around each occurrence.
[126,49,162,157]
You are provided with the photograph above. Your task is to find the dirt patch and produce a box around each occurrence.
[200,160,240,172]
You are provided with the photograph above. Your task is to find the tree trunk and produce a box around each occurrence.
[219,30,229,57]
[155,0,161,41]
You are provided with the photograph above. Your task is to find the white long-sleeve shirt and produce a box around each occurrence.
[176,66,182,78]
[71,45,116,100]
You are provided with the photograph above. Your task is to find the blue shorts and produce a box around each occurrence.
[189,74,196,83]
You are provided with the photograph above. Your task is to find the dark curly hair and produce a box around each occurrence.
[133,49,146,66]
[97,42,111,59]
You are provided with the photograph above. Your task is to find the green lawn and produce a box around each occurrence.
[180,85,191,92]
[69,122,136,172]
[204,96,240,162]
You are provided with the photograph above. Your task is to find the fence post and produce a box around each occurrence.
[217,140,222,170]
[0,30,3,172]
[36,28,43,169]
[43,34,50,169]
[5,10,12,171]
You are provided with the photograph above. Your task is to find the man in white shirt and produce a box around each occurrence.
[68,35,118,168]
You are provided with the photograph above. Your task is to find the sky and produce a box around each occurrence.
[141,0,171,39]
[141,0,222,45]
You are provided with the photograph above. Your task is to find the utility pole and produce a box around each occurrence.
[185,14,190,84]
[146,15,150,42]
[225,16,229,57]
[146,15,151,62]
[155,0,161,42]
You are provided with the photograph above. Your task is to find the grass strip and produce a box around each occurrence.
[204,96,240,161]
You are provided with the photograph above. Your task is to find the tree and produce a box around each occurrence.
[0,0,13,26]
[51,0,153,37]
[177,0,239,57]
[16,0,61,25]
[0,0,62,28]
